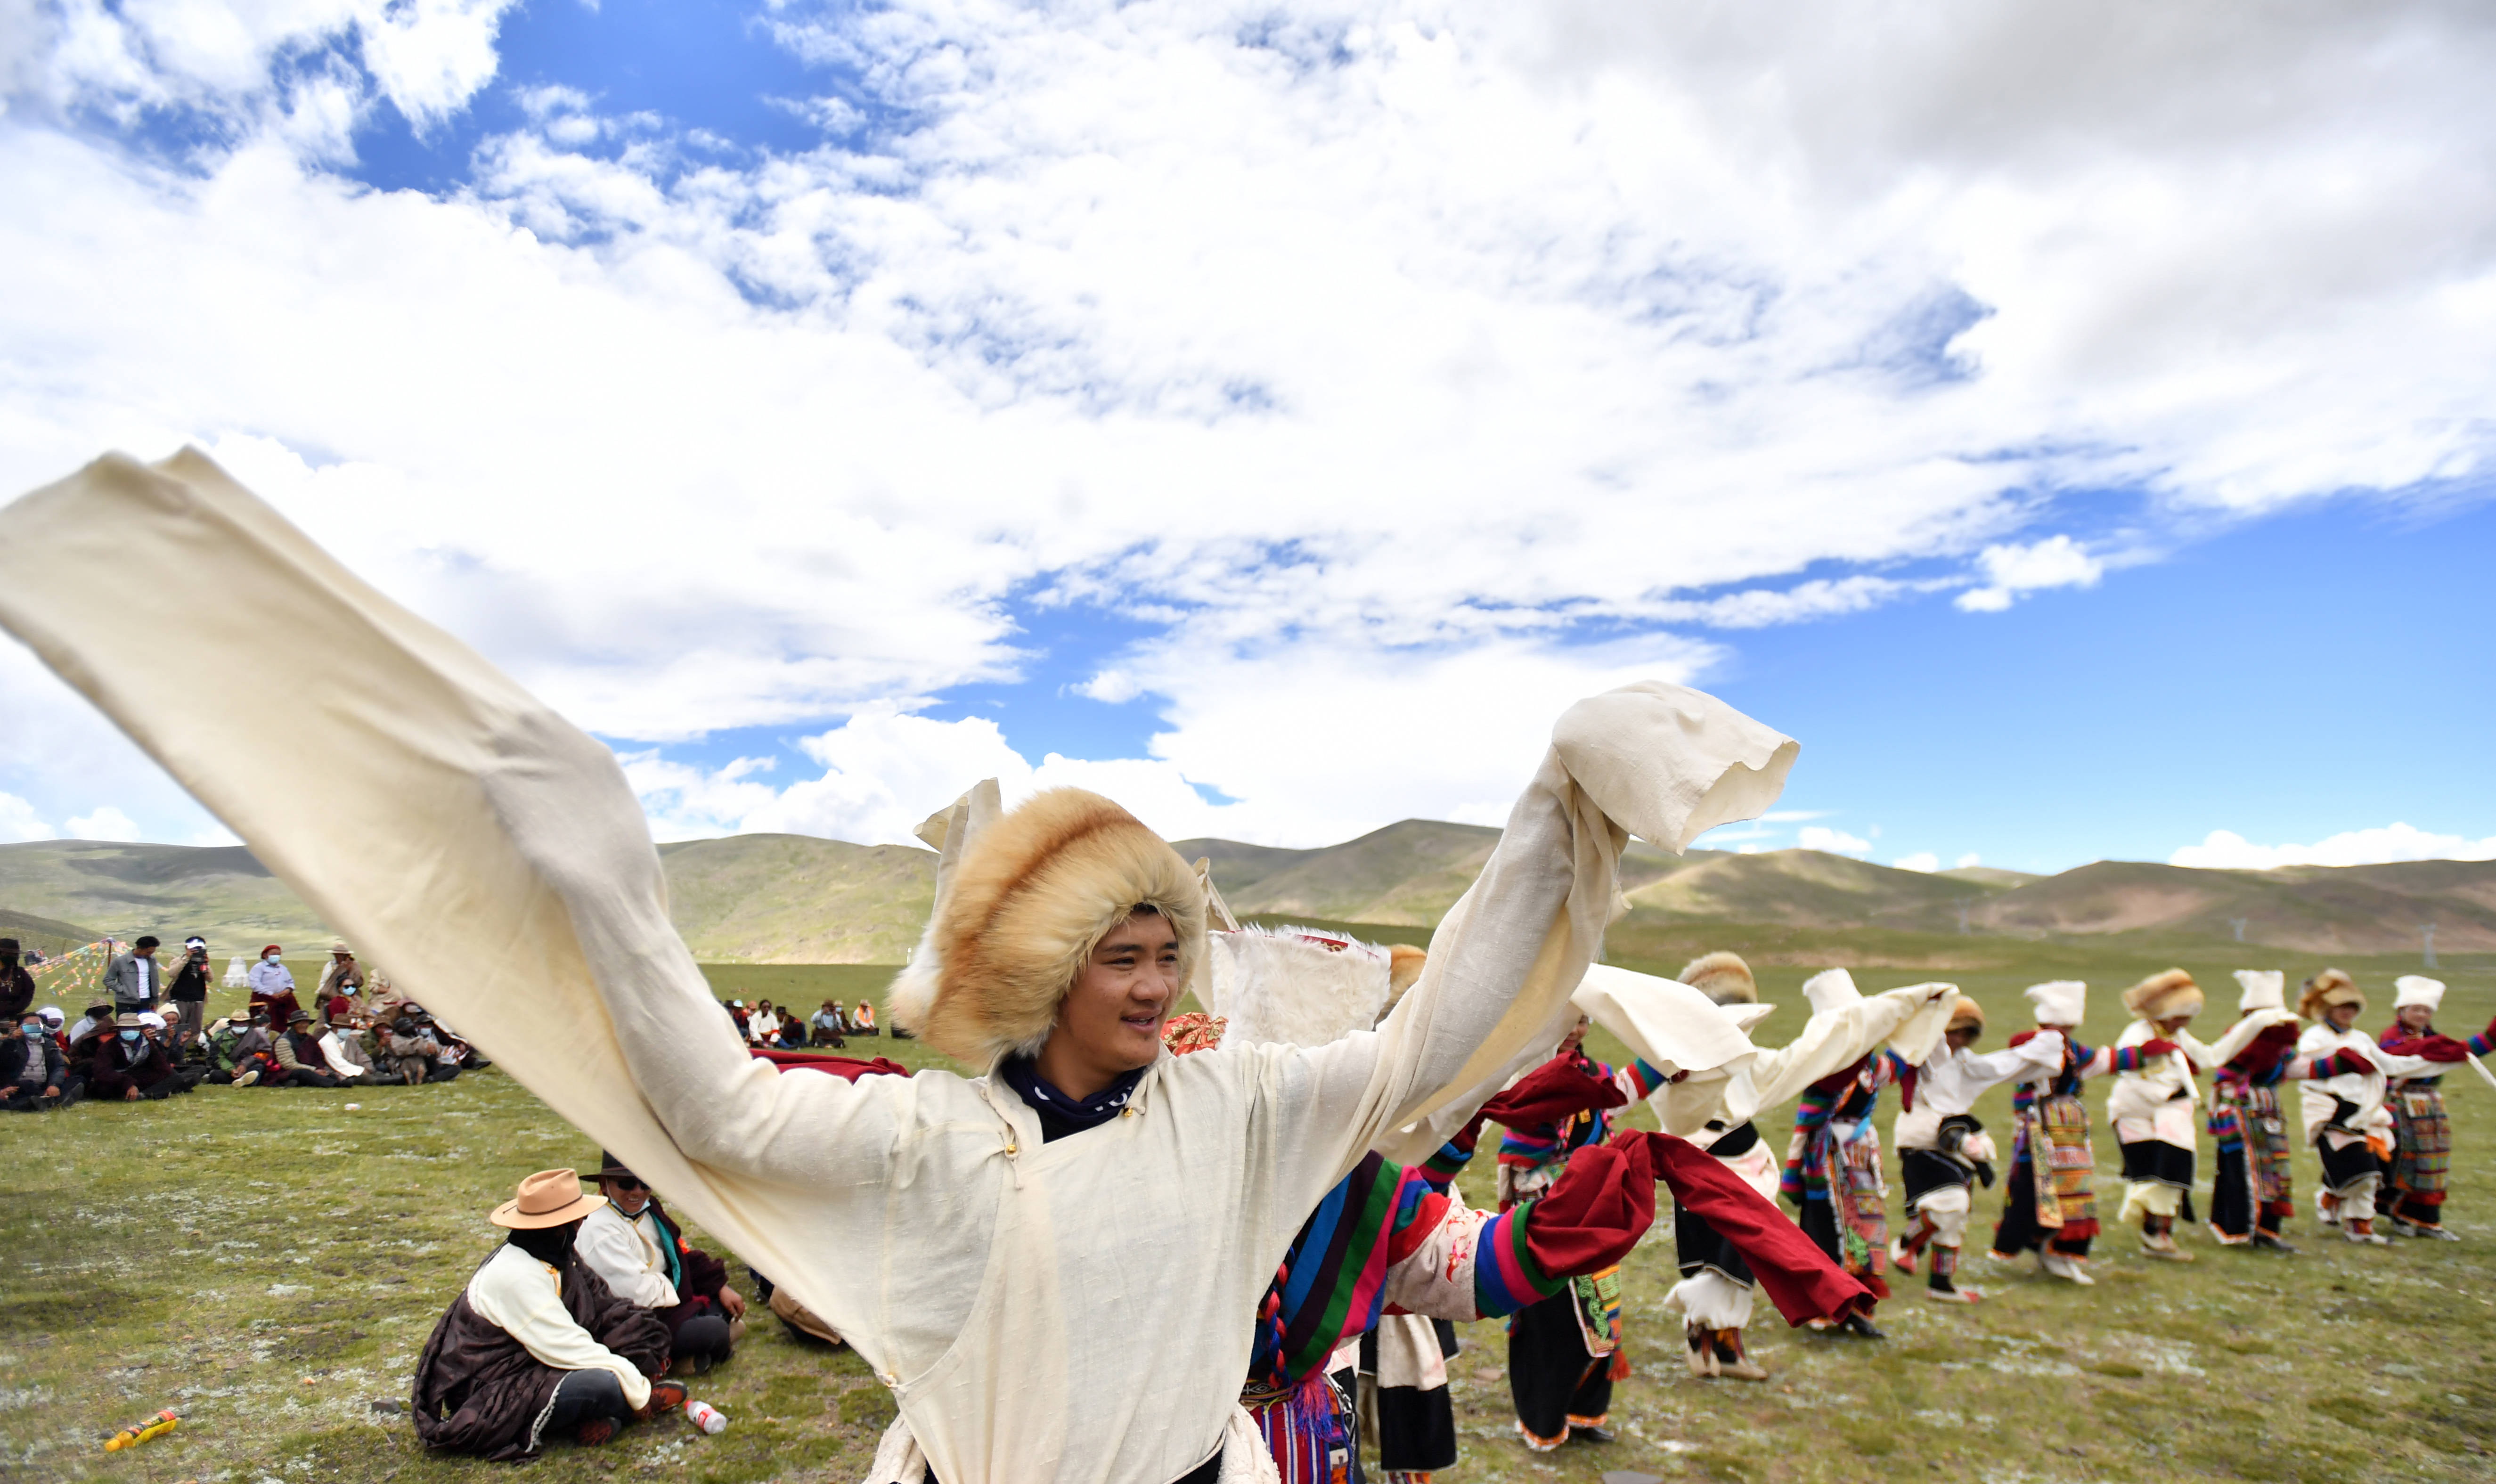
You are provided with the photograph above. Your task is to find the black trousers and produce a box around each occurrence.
[544,1369,634,1443]
[278,1066,341,1088]
[1508,1287,1608,1442]
[661,1308,734,1366]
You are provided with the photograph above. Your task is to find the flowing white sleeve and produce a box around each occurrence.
[0,450,913,1347]
[1272,683,1798,1208]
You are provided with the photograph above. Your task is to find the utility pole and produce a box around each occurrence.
[2228,917,2248,944]
[2423,922,2437,970]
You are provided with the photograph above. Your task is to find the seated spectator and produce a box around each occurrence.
[247,945,302,1030]
[748,999,784,1047]
[318,1020,379,1083]
[415,1011,489,1071]
[362,973,413,1031]
[806,1000,848,1049]
[318,943,365,1023]
[384,1016,461,1084]
[221,1009,281,1085]
[271,1010,346,1088]
[852,1000,878,1036]
[66,999,114,1053]
[724,1000,751,1042]
[91,1012,181,1101]
[411,1170,681,1460]
[2,1010,77,1110]
[0,939,33,1023]
[138,1012,204,1093]
[574,1152,745,1375]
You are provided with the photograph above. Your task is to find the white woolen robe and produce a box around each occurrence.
[0,449,1800,1484]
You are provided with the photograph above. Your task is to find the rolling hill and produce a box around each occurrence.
[2,823,2488,963]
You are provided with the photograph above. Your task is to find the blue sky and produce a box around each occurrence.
[0,0,2491,872]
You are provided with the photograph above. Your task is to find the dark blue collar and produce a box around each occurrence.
[999,1057,1144,1142]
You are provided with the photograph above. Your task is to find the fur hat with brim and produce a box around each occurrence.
[2122,968,2202,1023]
[2298,968,2364,1020]
[889,787,1205,1066]
[490,1168,605,1229]
[1678,950,1757,1006]
[2234,970,2285,1014]
[2024,980,2086,1026]
[2394,975,2446,1013]
[1947,996,1984,1036]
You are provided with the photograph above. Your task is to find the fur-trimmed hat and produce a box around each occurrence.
[2233,970,2285,1014]
[2394,975,2446,1013]
[2297,968,2364,1020]
[2024,980,2086,1026]
[888,787,1204,1066]
[2121,968,2202,1023]
[1947,996,1984,1036]
[1801,968,1861,1015]
[1677,950,1757,1006]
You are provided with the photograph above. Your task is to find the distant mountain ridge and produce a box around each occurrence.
[1,824,2486,963]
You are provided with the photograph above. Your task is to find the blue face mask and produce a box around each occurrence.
[18,1024,36,1037]
[120,1029,141,1043]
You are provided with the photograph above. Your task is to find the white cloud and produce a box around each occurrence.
[2170,823,2496,871]
[1074,670,1146,704]
[1799,825,1872,856]
[1892,851,1939,872]
[3,0,2495,848]
[1955,852,1982,869]
[1954,535,2104,612]
[65,804,140,840]
[0,792,54,841]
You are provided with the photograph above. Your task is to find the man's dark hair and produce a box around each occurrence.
[134,935,160,949]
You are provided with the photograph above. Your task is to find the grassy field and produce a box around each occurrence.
[7,951,2496,1484]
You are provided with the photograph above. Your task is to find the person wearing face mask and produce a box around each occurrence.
[0,939,34,1024]
[138,1011,204,1093]
[247,945,301,1030]
[224,1007,282,1086]
[411,1169,682,1459]
[90,1012,179,1101]
[1,1011,76,1109]
[574,1153,746,1375]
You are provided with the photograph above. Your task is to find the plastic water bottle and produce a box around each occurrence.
[685,1401,726,1435]
[105,1409,178,1451]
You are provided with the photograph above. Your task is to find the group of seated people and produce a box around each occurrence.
[14,997,482,1100]
[411,1160,757,1459]
[722,996,879,1049]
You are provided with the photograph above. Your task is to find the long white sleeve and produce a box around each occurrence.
[574,1206,681,1310]
[1653,983,1954,1135]
[465,1246,653,1411]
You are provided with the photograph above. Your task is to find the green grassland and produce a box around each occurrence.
[7,948,2496,1484]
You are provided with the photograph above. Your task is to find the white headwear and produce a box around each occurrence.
[2394,976,2447,1013]
[2233,970,2285,1014]
[139,1011,165,1028]
[1801,968,1862,1015]
[2024,980,2086,1026]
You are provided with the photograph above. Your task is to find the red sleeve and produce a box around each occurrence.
[1614,1130,1873,1327]
[1384,1183,1452,1267]
[750,1049,910,1080]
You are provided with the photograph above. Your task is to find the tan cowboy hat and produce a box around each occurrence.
[490,1169,606,1229]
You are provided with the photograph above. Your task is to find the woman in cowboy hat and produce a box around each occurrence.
[411,1169,681,1459]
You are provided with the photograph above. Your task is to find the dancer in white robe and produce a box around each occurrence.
[0,449,1801,1484]
[1888,997,2063,1302]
